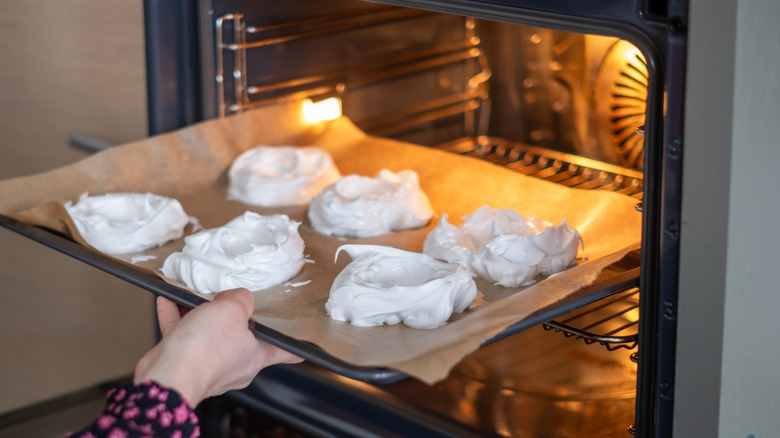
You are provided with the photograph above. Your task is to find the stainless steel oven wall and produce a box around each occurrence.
[475,24,647,168]
[210,0,486,147]
[205,0,647,168]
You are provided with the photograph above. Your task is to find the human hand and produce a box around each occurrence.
[134,288,303,406]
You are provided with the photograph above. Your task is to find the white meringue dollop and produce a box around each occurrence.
[228,146,341,207]
[308,169,434,238]
[64,192,195,255]
[326,244,477,329]
[423,206,583,287]
[161,212,305,294]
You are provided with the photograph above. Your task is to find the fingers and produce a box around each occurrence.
[264,343,305,366]
[156,296,183,337]
[144,288,303,403]
[213,287,255,319]
[213,289,302,368]
[268,348,305,366]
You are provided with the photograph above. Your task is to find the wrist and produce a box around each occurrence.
[134,346,208,407]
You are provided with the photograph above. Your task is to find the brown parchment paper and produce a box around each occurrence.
[0,99,641,384]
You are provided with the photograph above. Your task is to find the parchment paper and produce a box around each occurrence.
[0,99,641,384]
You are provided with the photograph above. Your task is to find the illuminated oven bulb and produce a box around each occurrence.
[303,97,342,124]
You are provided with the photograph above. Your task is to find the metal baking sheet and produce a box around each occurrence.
[0,100,642,384]
[0,213,637,384]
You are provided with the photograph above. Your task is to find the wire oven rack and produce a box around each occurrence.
[436,136,643,351]
[543,286,639,351]
[437,136,644,198]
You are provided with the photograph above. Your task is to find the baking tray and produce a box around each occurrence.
[0,104,642,384]
[0,213,638,384]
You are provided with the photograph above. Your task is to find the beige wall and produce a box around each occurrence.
[0,1,155,413]
[676,0,780,436]
[0,0,148,177]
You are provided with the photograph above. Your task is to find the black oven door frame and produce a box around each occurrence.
[143,0,688,436]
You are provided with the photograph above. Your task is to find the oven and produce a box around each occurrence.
[143,0,681,437]
[1,0,775,436]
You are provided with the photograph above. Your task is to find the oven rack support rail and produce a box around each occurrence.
[215,7,492,141]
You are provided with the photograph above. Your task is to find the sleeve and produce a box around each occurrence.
[66,380,200,438]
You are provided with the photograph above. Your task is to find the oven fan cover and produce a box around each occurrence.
[592,40,648,171]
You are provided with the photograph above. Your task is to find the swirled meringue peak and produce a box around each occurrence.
[228,146,341,207]
[326,244,476,329]
[64,192,196,254]
[308,169,434,238]
[161,212,305,294]
[423,206,584,287]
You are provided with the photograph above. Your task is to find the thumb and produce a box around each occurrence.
[213,288,255,318]
[156,296,183,338]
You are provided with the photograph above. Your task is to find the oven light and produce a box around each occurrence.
[302,97,342,124]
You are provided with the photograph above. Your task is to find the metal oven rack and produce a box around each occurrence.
[543,285,639,351]
[437,136,643,350]
[437,137,644,199]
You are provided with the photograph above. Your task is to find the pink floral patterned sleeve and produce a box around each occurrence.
[66,380,200,438]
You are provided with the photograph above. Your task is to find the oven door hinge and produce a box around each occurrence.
[639,0,688,35]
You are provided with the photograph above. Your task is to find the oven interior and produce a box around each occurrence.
[182,1,650,437]
[210,1,648,175]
